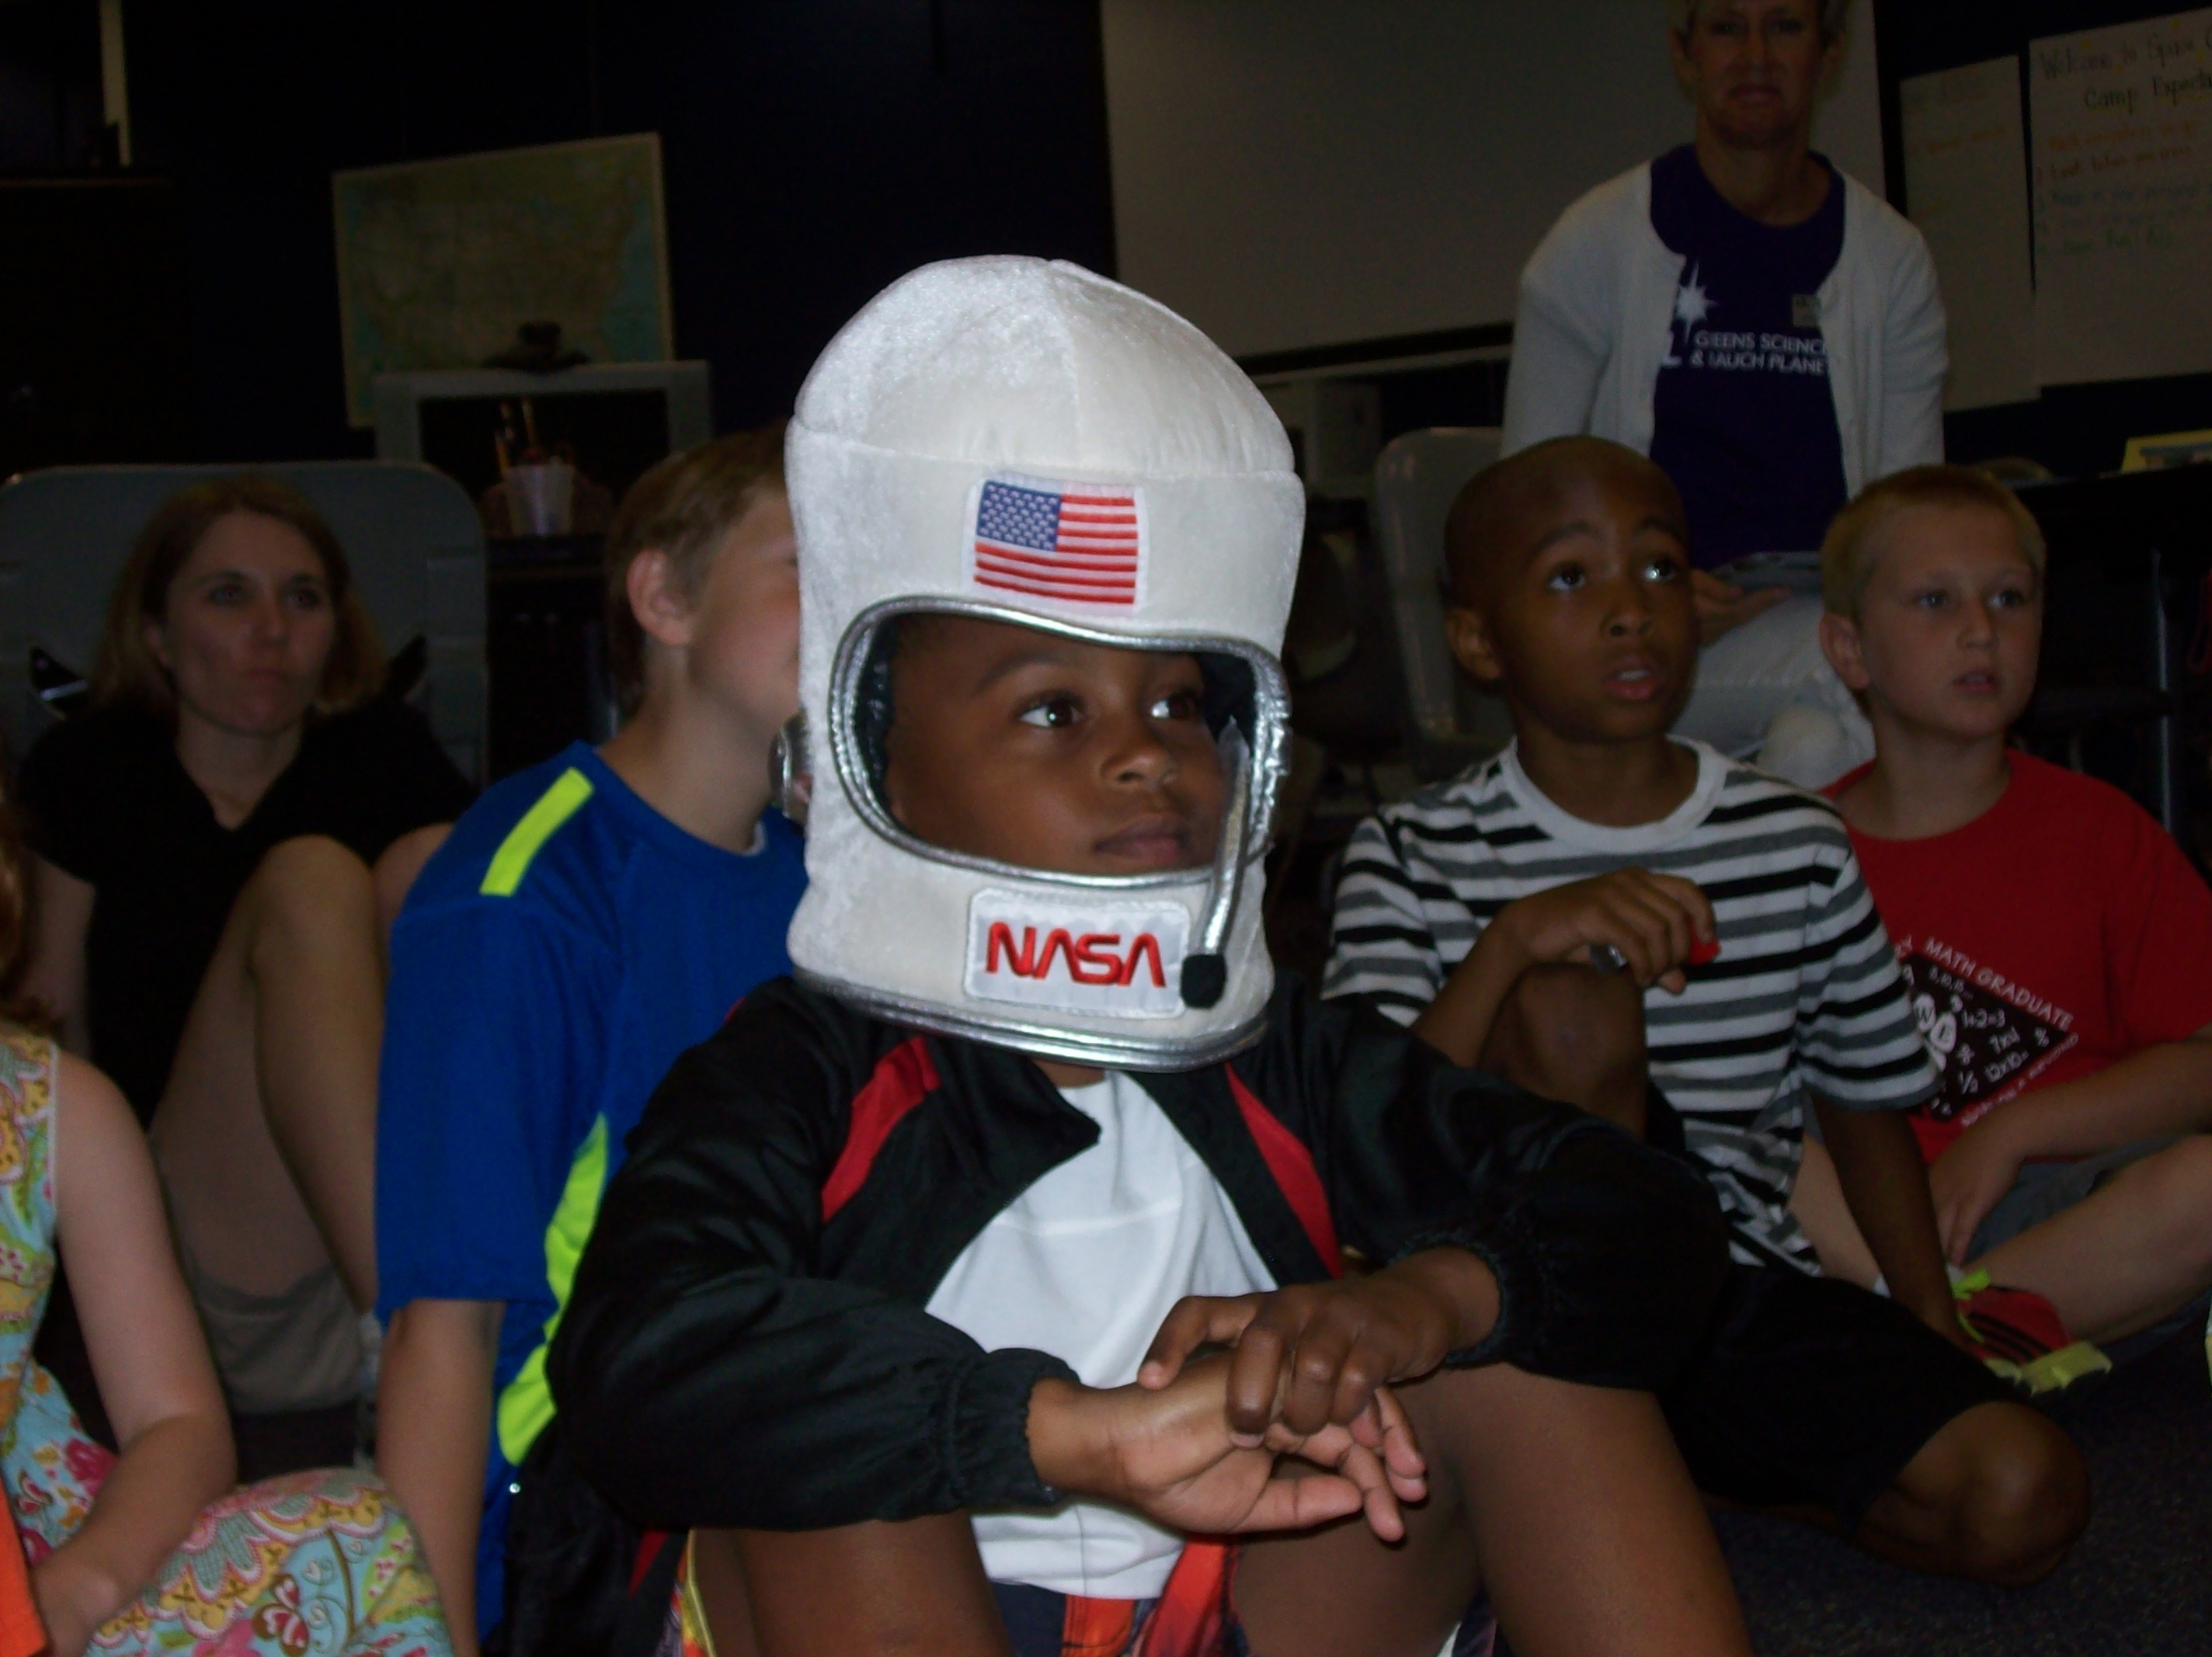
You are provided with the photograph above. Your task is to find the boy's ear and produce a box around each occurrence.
[1444,604,1506,686]
[1817,610,1871,693]
[627,548,697,651]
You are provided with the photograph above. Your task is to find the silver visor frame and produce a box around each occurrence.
[824,595,1289,891]
[791,595,1292,1072]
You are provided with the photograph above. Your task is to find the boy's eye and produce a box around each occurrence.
[1642,555,1683,584]
[1017,695,1083,729]
[1913,589,1951,611]
[1990,586,2032,610]
[1149,688,1204,722]
[207,582,245,606]
[1543,564,1586,593]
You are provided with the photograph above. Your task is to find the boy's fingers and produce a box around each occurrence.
[1240,1468,1367,1536]
[1364,1386,1428,1486]
[1140,1295,1261,1387]
[1225,1320,1289,1440]
[1276,1311,1362,1436]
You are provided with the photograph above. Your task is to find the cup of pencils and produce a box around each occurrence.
[497,398,575,537]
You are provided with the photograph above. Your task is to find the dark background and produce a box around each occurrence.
[0,0,1116,465]
[1872,0,2212,477]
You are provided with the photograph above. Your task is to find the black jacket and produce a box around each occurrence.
[548,974,1728,1531]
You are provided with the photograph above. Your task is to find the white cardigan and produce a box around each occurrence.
[1501,161,1947,493]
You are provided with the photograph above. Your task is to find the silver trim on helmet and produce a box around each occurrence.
[792,967,1270,1072]
[826,595,1290,891]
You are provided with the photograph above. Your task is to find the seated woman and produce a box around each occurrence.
[14,477,473,1476]
[0,797,450,1657]
[1502,0,1946,787]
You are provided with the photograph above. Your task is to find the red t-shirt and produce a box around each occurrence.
[1828,753,2212,1162]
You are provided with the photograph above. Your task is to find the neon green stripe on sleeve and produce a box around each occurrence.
[480,768,594,897]
[496,1113,610,1468]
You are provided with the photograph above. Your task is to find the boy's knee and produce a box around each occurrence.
[1915,1402,2088,1585]
[2130,1135,2212,1270]
[1488,963,1647,1131]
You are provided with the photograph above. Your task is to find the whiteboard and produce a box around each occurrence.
[2029,7,2212,386]
[1901,58,2037,410]
[1101,0,1887,359]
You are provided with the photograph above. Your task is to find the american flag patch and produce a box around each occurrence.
[969,475,1143,607]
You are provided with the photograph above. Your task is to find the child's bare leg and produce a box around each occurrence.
[1845,1400,2086,1586]
[1236,1364,1750,1657]
[1789,1138,1881,1287]
[1972,1135,2212,1343]
[1479,963,1649,1138]
[710,1516,1013,1657]
[152,835,388,1315]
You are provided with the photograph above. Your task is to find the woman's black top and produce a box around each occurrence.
[16,699,475,1123]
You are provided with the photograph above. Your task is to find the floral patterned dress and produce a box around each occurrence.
[0,1027,451,1657]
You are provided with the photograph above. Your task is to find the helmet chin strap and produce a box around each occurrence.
[1178,721,1250,1010]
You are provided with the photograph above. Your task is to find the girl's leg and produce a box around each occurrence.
[1973,1135,2212,1343]
[1233,1364,1750,1657]
[152,836,387,1321]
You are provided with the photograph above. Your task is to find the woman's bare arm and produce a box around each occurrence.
[23,860,92,1053]
[40,1051,234,1657]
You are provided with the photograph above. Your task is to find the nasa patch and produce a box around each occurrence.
[964,888,1188,1018]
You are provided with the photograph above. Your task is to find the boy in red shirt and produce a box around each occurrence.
[1803,464,2212,1356]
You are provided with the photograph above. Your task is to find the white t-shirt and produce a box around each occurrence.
[923,1070,1274,1599]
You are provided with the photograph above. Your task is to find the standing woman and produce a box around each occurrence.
[14,477,472,1476]
[1503,0,1946,786]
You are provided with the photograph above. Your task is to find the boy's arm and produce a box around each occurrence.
[1413,872,1714,1068]
[377,1301,502,1657]
[1928,1025,2212,1262]
[1252,988,1731,1397]
[1810,1100,1960,1340]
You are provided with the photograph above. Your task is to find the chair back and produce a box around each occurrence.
[0,461,486,780]
[1371,428,1513,780]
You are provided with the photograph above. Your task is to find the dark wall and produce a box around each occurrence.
[1873,0,2212,478]
[123,0,1115,464]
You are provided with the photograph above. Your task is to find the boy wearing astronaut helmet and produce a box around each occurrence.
[549,259,1749,1657]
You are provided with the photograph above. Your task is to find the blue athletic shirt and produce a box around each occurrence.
[374,741,806,1634]
[1647,144,1849,566]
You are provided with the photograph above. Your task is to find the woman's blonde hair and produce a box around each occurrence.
[92,476,384,724]
[604,423,788,718]
[1668,0,1851,43]
[1820,465,2047,624]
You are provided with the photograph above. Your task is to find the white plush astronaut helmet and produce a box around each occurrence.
[780,255,1302,1070]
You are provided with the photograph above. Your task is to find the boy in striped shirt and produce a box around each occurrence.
[1326,436,2085,1583]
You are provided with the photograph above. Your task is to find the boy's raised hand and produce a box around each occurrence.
[1490,870,1716,994]
[1026,1356,1421,1541]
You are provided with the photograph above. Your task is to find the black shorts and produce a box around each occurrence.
[1643,1088,2014,1528]
[1661,1262,2013,1529]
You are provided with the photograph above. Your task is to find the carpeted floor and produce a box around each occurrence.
[1713,1322,2212,1655]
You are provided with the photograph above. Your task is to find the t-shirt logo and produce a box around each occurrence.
[965,888,1188,1018]
[1902,947,2075,1121]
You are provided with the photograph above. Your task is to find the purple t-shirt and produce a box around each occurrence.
[1647,144,1848,567]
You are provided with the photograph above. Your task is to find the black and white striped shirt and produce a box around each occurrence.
[1323,741,1935,1270]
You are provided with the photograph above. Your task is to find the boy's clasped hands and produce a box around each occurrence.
[1025,1246,1501,1543]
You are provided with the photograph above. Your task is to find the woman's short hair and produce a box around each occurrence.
[1668,0,1851,43]
[92,475,384,722]
[604,422,788,719]
[1820,464,2047,624]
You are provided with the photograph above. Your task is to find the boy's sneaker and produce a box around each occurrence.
[1953,1270,2112,1405]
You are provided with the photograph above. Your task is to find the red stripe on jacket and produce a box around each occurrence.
[1226,1070,1344,1278]
[822,1038,941,1221]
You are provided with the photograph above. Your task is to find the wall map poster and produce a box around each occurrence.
[332,134,673,428]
